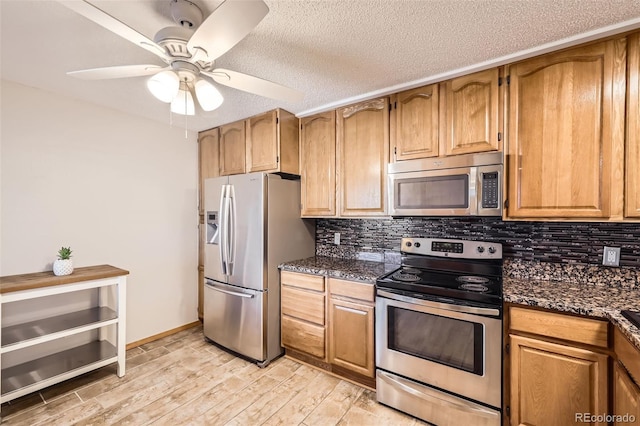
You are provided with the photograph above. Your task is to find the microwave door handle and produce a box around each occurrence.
[469,167,478,215]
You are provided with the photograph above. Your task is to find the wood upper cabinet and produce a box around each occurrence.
[626,32,640,218]
[391,84,439,160]
[328,278,375,379]
[246,109,299,174]
[337,97,390,217]
[443,68,501,156]
[300,111,336,217]
[219,120,246,176]
[510,334,609,426]
[506,38,627,219]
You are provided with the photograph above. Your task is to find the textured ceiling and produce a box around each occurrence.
[2,0,640,132]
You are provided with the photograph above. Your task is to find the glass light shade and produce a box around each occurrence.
[171,88,195,116]
[194,78,224,111]
[146,70,180,103]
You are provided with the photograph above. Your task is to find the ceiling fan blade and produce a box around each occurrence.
[203,68,304,103]
[57,0,169,62]
[68,65,165,80]
[187,0,269,61]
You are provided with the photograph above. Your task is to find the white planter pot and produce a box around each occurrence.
[53,259,74,276]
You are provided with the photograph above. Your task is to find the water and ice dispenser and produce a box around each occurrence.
[206,211,219,245]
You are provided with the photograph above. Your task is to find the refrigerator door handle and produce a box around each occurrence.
[228,185,236,276]
[219,185,228,275]
[205,280,255,299]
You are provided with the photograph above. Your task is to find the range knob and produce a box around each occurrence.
[405,241,412,247]
[476,246,485,253]
[414,242,421,248]
[488,246,496,254]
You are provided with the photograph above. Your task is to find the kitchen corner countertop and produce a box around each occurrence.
[504,277,640,351]
[279,256,397,284]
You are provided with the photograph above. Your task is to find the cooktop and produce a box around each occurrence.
[622,310,640,329]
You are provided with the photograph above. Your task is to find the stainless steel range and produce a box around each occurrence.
[376,237,503,426]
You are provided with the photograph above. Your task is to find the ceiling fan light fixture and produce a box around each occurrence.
[194,78,224,111]
[147,70,180,103]
[171,85,195,116]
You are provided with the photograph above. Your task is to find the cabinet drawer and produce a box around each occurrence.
[281,315,325,359]
[281,271,325,292]
[281,285,325,326]
[615,327,640,384]
[510,306,608,348]
[328,278,374,303]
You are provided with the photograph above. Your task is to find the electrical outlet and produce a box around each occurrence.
[602,246,621,267]
[334,233,341,245]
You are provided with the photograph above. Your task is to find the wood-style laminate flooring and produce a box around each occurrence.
[1,325,425,425]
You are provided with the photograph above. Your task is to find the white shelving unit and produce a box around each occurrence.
[0,265,128,403]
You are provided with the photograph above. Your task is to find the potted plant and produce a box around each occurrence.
[53,246,73,276]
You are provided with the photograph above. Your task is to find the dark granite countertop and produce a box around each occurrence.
[279,256,397,284]
[504,278,640,352]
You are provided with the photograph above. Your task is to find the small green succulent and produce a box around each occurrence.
[57,247,73,260]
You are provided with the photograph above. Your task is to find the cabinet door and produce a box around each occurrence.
[627,33,640,218]
[219,120,246,176]
[300,111,336,217]
[337,98,390,216]
[506,39,626,219]
[328,298,374,378]
[247,110,278,173]
[392,84,439,160]
[443,68,500,156]
[614,362,640,425]
[199,128,220,213]
[510,334,609,426]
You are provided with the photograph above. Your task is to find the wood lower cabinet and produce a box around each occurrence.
[627,32,640,218]
[443,68,501,156]
[614,362,640,425]
[328,278,374,382]
[300,111,336,217]
[280,271,375,388]
[507,306,609,426]
[506,38,626,219]
[391,84,440,160]
[280,271,327,361]
[219,120,246,176]
[337,97,389,217]
[246,109,299,174]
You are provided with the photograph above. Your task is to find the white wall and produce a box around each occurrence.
[0,80,199,343]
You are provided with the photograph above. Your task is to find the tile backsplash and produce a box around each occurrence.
[316,217,640,269]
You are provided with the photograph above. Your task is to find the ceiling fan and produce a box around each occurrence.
[58,0,304,115]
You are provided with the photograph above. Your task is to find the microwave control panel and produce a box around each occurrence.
[481,172,500,208]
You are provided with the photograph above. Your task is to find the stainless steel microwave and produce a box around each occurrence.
[387,151,503,216]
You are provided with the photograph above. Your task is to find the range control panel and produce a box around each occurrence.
[401,237,502,260]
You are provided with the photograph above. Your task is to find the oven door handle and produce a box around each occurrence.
[377,289,500,317]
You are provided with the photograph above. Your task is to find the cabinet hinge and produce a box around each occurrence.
[498,77,503,86]
[276,156,280,163]
[394,147,397,155]
[389,103,392,112]
[505,343,510,354]
[498,132,502,142]
[504,199,509,209]
[506,406,511,417]
[506,75,511,84]
[276,117,279,124]
[394,101,397,109]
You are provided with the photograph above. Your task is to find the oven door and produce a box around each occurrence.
[388,167,476,216]
[375,288,502,408]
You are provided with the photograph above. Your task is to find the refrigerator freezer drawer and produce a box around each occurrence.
[203,280,265,362]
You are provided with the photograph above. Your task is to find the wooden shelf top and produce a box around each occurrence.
[0,265,129,294]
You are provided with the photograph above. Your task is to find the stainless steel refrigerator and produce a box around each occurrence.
[203,173,315,366]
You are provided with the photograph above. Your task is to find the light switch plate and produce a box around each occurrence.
[602,246,621,267]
